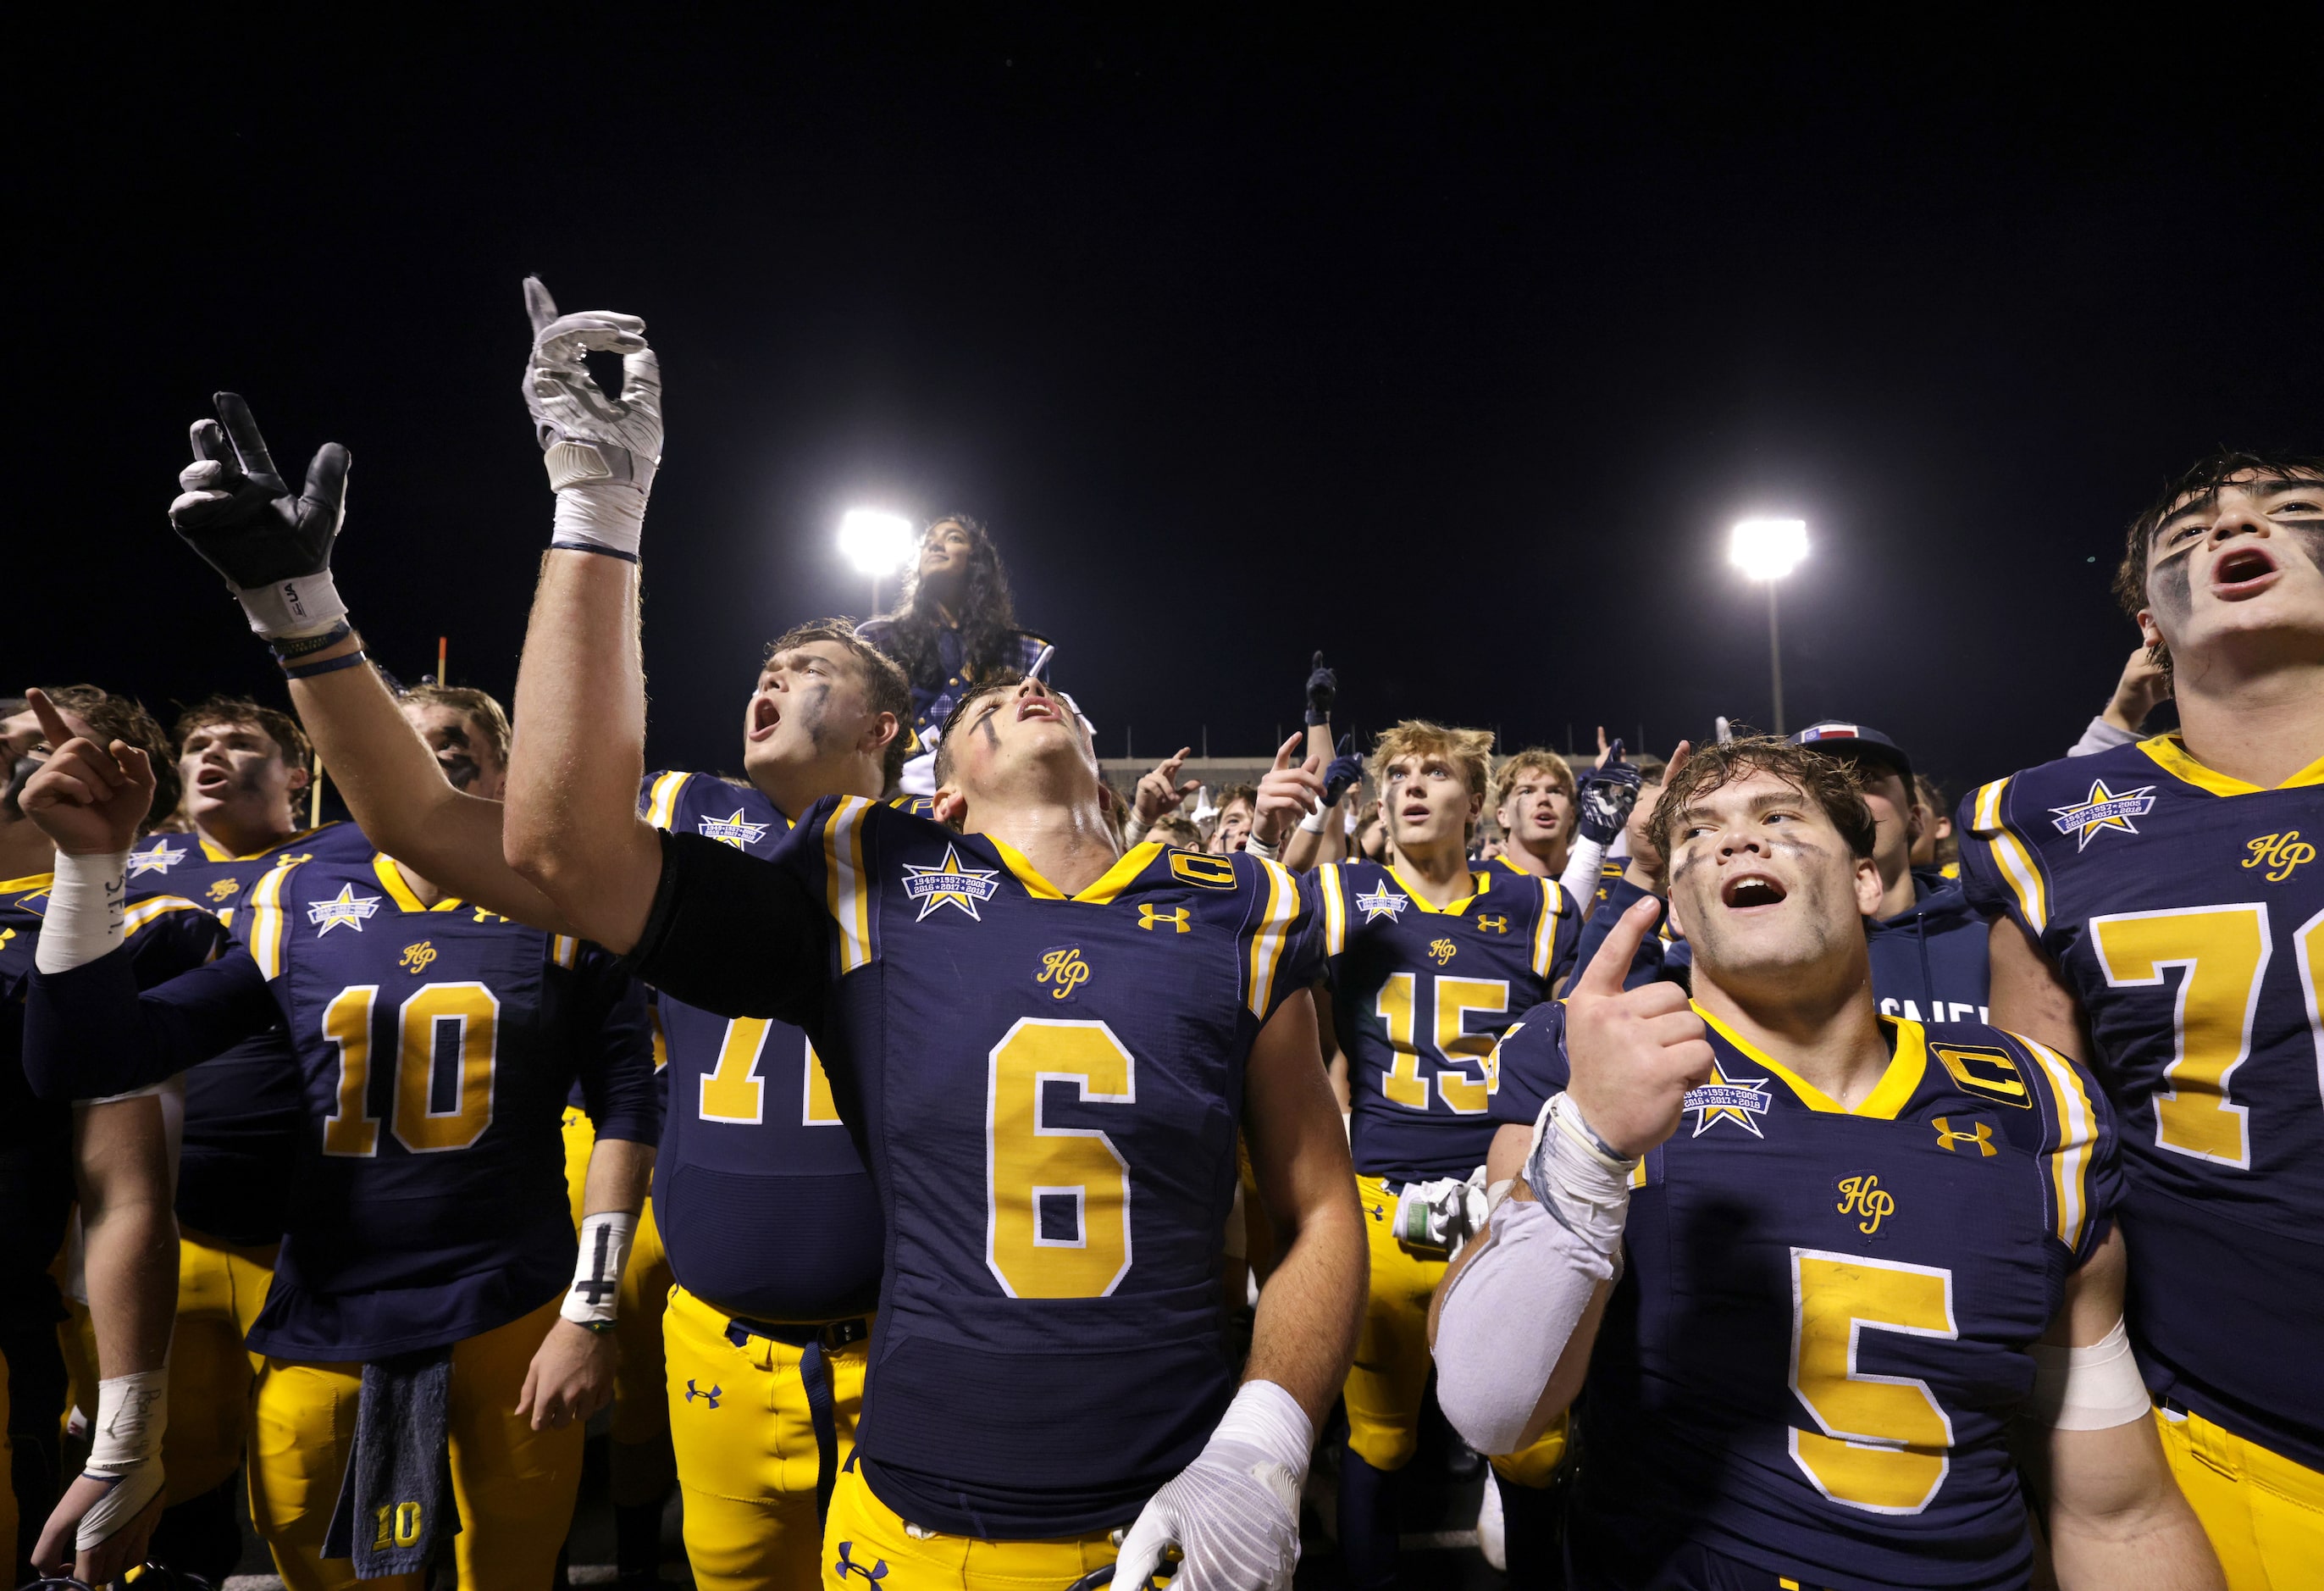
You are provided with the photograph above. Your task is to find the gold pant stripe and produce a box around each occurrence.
[2155,1406,2324,1591]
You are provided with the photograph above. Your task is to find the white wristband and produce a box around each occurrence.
[1524,1092,1637,1263]
[1242,831,1281,862]
[36,850,130,973]
[1557,835,1609,910]
[562,1209,638,1326]
[2030,1317,2153,1429]
[1298,804,1329,834]
[233,570,347,639]
[551,480,648,558]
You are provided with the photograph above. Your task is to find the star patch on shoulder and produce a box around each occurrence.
[1683,1062,1770,1138]
[698,809,770,849]
[127,840,184,876]
[307,884,382,935]
[2048,779,2157,851]
[902,844,1001,921]
[1354,880,1408,923]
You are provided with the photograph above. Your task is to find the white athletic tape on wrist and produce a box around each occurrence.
[1298,803,1329,834]
[562,1210,637,1326]
[89,1369,167,1472]
[234,570,347,639]
[551,479,648,557]
[36,851,130,973]
[1524,1093,1637,1261]
[77,1456,166,1549]
[1242,831,1281,862]
[1557,835,1609,913]
[2029,1318,2153,1430]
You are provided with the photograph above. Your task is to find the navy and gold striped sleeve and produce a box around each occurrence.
[1957,779,2053,940]
[1241,852,1321,1025]
[2005,1029,2121,1266]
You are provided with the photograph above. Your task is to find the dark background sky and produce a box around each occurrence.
[19,13,2321,802]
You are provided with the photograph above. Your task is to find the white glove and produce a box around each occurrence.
[1391,1172,1489,1253]
[1114,1379,1311,1591]
[523,275,664,557]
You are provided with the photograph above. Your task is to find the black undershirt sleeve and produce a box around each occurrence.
[622,828,830,1028]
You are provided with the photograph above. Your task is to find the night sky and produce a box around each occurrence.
[22,14,2321,802]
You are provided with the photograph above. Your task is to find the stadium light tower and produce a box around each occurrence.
[1729,518,1808,733]
[838,508,916,616]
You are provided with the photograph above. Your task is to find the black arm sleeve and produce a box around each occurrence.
[622,829,830,1028]
[570,951,663,1146]
[25,940,278,1101]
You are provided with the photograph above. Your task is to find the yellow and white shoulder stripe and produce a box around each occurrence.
[822,798,874,973]
[1317,863,1347,958]
[1245,856,1302,1019]
[2015,1032,2099,1251]
[1530,877,1565,979]
[644,770,692,831]
[1971,777,2048,934]
[245,861,305,978]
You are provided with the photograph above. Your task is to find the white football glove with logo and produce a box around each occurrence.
[523,275,664,558]
[1113,1379,1311,1591]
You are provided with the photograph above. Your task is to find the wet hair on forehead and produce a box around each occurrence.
[1649,735,1876,861]
[2115,451,2324,618]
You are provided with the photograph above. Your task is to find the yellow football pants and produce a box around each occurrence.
[822,1460,1119,1591]
[61,1230,278,1505]
[1346,1174,1566,1481]
[2155,1406,2324,1591]
[246,1296,583,1591]
[665,1283,871,1591]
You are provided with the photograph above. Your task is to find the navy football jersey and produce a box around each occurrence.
[1488,1005,2119,1590]
[28,848,659,1361]
[3,872,222,1292]
[122,823,374,1245]
[1961,734,2324,1470]
[1310,855,1578,1180]
[638,770,883,1321]
[628,806,1322,1538]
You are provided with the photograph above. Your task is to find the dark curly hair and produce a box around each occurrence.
[1648,735,1875,862]
[2114,450,2324,674]
[876,513,1021,690]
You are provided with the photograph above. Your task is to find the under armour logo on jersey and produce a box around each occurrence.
[400,940,438,975]
[684,1379,722,1408]
[1835,1173,1895,1235]
[903,844,1002,921]
[1428,938,1457,965]
[127,840,183,876]
[1683,1063,1768,1138]
[1354,881,1408,923]
[1138,904,1191,933]
[207,877,241,903]
[307,884,381,934]
[1475,915,1508,934]
[699,809,770,849]
[1932,1116,1998,1158]
[833,1542,888,1584]
[1038,947,1092,999]
[0,928,14,952]
[2245,831,2316,882]
[2048,779,2156,850]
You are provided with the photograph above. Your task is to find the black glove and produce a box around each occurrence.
[1321,735,1363,807]
[1303,651,1336,725]
[1575,740,1644,845]
[169,393,351,638]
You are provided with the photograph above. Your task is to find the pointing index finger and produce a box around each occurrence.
[25,687,75,755]
[1271,733,1303,772]
[1573,895,1663,999]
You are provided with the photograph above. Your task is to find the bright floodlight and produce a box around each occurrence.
[838,508,916,577]
[1729,518,1808,581]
